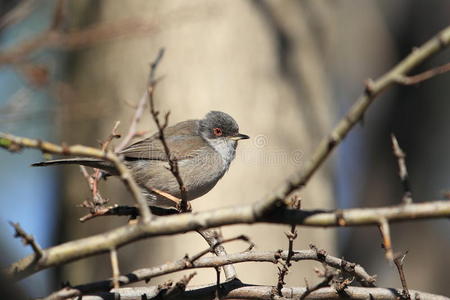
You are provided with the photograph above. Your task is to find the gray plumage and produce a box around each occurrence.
[32,111,249,208]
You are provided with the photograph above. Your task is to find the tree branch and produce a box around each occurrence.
[263,25,450,208]
[0,132,152,223]
[391,134,412,204]
[46,249,375,295]
[74,280,447,300]
[5,192,450,280]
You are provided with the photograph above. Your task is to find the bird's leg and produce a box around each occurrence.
[148,187,192,212]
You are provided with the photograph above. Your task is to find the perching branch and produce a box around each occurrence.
[0,132,152,223]
[276,197,301,295]
[4,180,450,281]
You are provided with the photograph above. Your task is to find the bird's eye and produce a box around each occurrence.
[213,127,223,136]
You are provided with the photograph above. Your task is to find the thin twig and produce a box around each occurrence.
[5,194,450,281]
[393,251,411,300]
[160,272,197,299]
[9,222,43,259]
[0,132,152,223]
[263,25,450,208]
[61,249,375,295]
[187,235,252,264]
[395,62,450,85]
[115,91,149,152]
[147,48,189,212]
[0,0,36,30]
[197,229,238,281]
[110,248,120,289]
[276,196,301,295]
[81,283,450,300]
[378,218,394,261]
[214,267,221,300]
[391,134,413,204]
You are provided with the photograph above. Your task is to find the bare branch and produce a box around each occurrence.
[276,196,301,295]
[147,48,189,212]
[0,132,152,223]
[110,248,120,289]
[5,196,450,280]
[197,229,237,281]
[394,251,411,300]
[188,235,252,264]
[83,280,447,300]
[263,25,450,207]
[391,134,413,204]
[378,218,394,261]
[0,0,36,30]
[9,222,43,259]
[53,249,375,295]
[394,62,450,85]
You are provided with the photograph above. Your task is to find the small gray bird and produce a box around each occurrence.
[33,111,249,209]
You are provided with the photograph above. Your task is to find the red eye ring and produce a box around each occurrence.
[213,127,223,136]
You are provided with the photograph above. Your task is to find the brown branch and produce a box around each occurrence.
[378,218,394,261]
[114,89,149,152]
[262,25,450,207]
[0,18,159,65]
[5,195,450,280]
[391,134,413,204]
[110,248,120,289]
[276,197,301,295]
[197,229,238,281]
[0,132,152,224]
[157,272,197,299]
[81,280,447,300]
[9,222,43,259]
[78,121,121,220]
[393,251,411,300]
[187,235,252,264]
[395,62,450,85]
[300,272,334,300]
[53,249,375,295]
[147,49,189,212]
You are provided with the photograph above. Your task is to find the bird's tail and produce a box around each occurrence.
[32,158,118,175]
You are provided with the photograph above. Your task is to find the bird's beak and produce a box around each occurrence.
[230,133,250,141]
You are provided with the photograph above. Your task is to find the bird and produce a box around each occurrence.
[32,111,249,209]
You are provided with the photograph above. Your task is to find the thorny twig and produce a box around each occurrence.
[378,218,394,261]
[52,249,374,296]
[391,134,412,204]
[394,62,450,85]
[110,248,120,289]
[0,132,152,223]
[197,229,238,281]
[78,121,121,221]
[147,48,189,212]
[276,196,301,295]
[157,272,197,299]
[9,222,43,259]
[187,235,253,264]
[115,89,150,152]
[300,267,334,300]
[394,252,411,300]
[214,267,221,300]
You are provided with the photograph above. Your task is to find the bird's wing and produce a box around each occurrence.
[119,120,208,161]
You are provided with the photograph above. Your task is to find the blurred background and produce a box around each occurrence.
[0,0,449,298]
